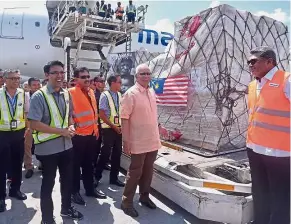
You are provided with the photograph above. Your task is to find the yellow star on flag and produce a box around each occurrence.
[155,82,159,89]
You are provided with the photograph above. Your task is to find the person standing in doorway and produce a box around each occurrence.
[28,61,83,224]
[120,64,161,217]
[95,75,125,187]
[246,46,290,224]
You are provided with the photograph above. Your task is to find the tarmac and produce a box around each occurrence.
[0,160,218,224]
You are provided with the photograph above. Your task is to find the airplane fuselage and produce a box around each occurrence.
[0,3,173,81]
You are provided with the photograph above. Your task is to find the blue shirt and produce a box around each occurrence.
[27,84,73,156]
[99,90,120,118]
[3,87,30,116]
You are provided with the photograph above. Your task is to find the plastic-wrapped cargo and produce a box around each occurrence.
[147,4,289,152]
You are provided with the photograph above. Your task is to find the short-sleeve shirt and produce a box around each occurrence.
[27,84,73,156]
[120,82,161,154]
[99,90,120,118]
[4,87,30,115]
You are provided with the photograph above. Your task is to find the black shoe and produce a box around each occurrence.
[71,192,85,205]
[60,206,83,220]
[86,189,106,199]
[104,163,111,171]
[41,219,56,224]
[139,198,157,209]
[0,200,6,212]
[121,203,139,217]
[110,179,125,187]
[9,190,27,200]
[25,169,34,179]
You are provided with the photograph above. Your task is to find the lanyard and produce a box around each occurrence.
[108,91,119,114]
[5,92,18,117]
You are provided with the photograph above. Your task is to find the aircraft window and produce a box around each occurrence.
[35,22,40,27]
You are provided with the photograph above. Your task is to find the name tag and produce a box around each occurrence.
[269,83,279,87]
[114,116,119,125]
[10,120,17,129]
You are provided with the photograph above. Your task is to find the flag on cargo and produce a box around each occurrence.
[150,74,189,106]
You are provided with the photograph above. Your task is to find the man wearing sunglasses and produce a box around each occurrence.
[0,69,30,212]
[120,64,161,217]
[95,75,125,187]
[246,46,290,224]
[28,61,83,224]
[69,68,106,206]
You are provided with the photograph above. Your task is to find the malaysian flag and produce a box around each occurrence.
[150,74,189,106]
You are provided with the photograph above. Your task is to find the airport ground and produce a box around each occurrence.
[0,157,219,224]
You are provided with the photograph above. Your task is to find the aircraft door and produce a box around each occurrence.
[0,8,24,39]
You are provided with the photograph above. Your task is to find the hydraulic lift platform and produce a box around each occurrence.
[47,0,146,77]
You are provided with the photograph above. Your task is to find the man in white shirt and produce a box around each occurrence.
[246,46,290,224]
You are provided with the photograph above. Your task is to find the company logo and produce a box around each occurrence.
[138,29,174,46]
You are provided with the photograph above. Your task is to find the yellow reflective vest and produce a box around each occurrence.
[101,91,121,128]
[33,86,70,144]
[0,88,25,131]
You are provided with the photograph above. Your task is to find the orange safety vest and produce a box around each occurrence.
[69,86,99,136]
[247,69,290,152]
[116,7,124,17]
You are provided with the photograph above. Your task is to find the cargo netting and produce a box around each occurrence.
[145,4,289,153]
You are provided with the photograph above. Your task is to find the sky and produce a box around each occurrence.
[140,0,290,33]
[1,0,290,33]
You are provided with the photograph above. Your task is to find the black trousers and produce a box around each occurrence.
[72,135,98,194]
[0,129,25,199]
[247,148,290,224]
[93,134,102,171]
[36,149,73,222]
[95,128,122,182]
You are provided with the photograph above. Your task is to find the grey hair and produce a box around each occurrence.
[135,63,150,75]
[3,69,20,78]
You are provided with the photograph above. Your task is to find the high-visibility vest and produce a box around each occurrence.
[126,5,136,13]
[0,88,25,131]
[69,86,99,136]
[99,4,106,12]
[247,70,290,152]
[116,7,124,17]
[101,90,121,129]
[33,86,70,144]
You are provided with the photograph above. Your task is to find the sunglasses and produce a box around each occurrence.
[139,72,151,76]
[79,75,90,79]
[247,59,259,66]
[96,80,105,83]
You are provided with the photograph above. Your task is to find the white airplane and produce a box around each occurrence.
[0,0,174,81]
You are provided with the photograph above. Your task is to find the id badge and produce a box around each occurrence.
[114,116,119,125]
[11,120,17,129]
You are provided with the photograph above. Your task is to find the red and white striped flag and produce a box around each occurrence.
[151,74,190,107]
